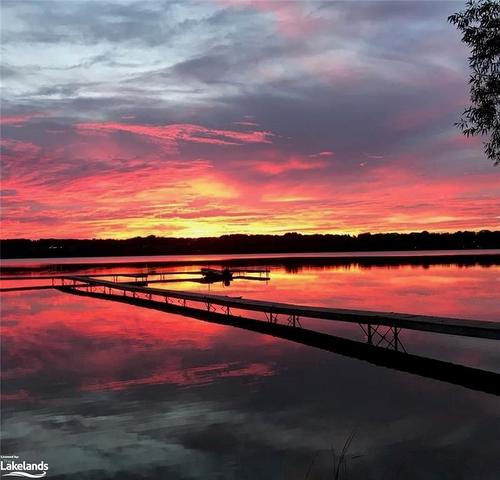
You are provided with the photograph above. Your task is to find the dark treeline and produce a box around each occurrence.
[0,230,499,259]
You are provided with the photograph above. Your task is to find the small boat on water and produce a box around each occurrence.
[200,268,233,280]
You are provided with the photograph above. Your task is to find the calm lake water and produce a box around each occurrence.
[1,253,499,479]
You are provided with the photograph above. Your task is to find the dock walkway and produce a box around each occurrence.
[63,275,500,341]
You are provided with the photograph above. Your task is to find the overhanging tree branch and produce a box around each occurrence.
[448,0,499,165]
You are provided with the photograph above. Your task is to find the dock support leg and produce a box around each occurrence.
[267,311,277,323]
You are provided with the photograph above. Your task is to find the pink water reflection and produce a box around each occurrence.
[2,262,500,480]
[1,262,499,402]
[0,288,289,400]
[160,263,500,320]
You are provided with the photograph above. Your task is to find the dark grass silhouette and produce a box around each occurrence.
[304,433,356,480]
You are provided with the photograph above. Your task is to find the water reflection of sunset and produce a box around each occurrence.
[2,263,499,401]
[2,261,499,479]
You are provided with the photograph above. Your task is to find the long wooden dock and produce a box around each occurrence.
[62,275,500,341]
[3,272,497,394]
[60,284,500,396]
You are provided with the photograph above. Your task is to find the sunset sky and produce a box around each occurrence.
[1,0,499,239]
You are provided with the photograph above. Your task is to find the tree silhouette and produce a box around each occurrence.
[448,0,499,165]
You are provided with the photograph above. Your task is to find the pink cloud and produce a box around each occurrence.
[2,162,499,238]
[439,132,484,149]
[310,151,334,158]
[299,54,364,86]
[390,104,450,132]
[0,112,46,125]
[1,122,499,239]
[233,120,259,127]
[0,138,42,157]
[221,0,327,38]
[253,155,328,175]
[75,122,273,151]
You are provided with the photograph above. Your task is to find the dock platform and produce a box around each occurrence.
[61,275,499,342]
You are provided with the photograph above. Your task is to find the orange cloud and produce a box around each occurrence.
[1,117,499,240]
[2,151,499,239]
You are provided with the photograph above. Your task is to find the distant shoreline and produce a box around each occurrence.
[1,231,499,261]
[1,249,499,273]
